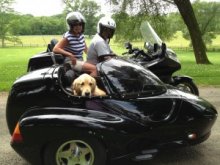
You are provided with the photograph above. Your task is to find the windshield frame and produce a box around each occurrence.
[98,58,167,99]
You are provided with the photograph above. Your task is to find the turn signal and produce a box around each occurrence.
[11,123,23,143]
[188,133,197,140]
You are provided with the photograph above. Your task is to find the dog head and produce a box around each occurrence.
[71,74,96,96]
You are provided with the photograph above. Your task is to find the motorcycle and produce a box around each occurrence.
[122,21,199,95]
[7,49,217,164]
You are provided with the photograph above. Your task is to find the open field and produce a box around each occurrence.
[3,31,220,49]
[0,34,220,91]
[0,46,220,91]
[0,47,44,91]
[174,51,220,85]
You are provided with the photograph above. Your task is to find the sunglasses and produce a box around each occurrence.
[72,22,83,26]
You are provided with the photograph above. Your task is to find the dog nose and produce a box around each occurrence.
[85,92,91,96]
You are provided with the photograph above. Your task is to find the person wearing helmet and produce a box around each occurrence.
[53,11,97,76]
[87,16,116,65]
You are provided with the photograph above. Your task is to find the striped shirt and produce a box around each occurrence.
[63,32,86,60]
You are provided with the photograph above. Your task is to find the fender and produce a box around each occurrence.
[19,107,124,129]
[171,75,193,85]
[18,107,137,157]
[18,107,130,142]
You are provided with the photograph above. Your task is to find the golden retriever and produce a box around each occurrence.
[71,73,106,96]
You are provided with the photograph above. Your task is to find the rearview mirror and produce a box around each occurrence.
[161,43,167,57]
[124,42,132,50]
[144,42,154,52]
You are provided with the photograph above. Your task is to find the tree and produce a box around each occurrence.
[107,0,211,64]
[172,0,210,64]
[182,0,220,46]
[0,0,21,47]
[113,12,178,42]
[14,14,66,35]
[113,12,143,41]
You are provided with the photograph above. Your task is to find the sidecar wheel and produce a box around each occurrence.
[44,137,106,165]
[175,81,199,95]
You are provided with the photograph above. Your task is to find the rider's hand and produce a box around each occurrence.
[98,54,116,62]
[69,55,77,65]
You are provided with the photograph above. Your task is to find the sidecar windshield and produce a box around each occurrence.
[100,58,166,98]
[140,21,162,47]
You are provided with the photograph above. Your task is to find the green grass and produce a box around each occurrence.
[174,51,220,86]
[0,46,220,92]
[5,35,62,47]
[0,47,44,91]
[0,33,220,91]
[5,31,220,48]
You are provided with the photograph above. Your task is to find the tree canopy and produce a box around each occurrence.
[0,0,102,47]
[106,0,215,64]
[0,0,21,47]
[182,0,220,46]
[1,0,220,65]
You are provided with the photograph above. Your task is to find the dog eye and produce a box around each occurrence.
[89,83,93,86]
[81,82,84,86]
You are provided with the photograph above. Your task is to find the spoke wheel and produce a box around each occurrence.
[56,140,94,165]
[44,136,106,165]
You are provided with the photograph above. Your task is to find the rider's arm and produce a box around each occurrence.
[84,41,88,54]
[98,54,116,62]
[53,38,76,65]
[95,41,116,62]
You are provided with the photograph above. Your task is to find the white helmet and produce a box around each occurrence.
[97,16,116,38]
[66,11,86,31]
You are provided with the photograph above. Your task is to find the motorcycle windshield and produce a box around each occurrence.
[140,21,162,46]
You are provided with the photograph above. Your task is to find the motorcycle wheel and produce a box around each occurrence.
[44,136,106,165]
[175,80,199,96]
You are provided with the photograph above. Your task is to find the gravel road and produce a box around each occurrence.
[0,86,219,165]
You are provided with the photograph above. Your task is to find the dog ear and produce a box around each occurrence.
[72,79,80,95]
[90,77,96,93]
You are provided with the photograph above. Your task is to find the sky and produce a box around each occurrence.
[12,0,220,17]
[12,0,110,16]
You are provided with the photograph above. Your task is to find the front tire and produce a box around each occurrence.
[175,80,199,96]
[44,137,106,165]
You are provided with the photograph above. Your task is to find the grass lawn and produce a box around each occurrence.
[0,47,44,91]
[1,32,220,91]
[0,46,220,92]
[174,51,220,86]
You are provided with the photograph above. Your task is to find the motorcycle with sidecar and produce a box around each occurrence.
[6,34,217,165]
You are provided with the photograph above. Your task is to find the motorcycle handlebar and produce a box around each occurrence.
[122,42,171,64]
[122,42,168,61]
[122,47,153,60]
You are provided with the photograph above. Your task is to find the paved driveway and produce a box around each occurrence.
[0,87,219,165]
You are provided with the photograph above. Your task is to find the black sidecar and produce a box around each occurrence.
[6,53,217,165]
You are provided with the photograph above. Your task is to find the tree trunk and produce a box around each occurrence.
[174,0,211,64]
[1,38,4,47]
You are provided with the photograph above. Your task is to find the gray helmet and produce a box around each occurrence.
[97,16,116,38]
[66,12,86,31]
